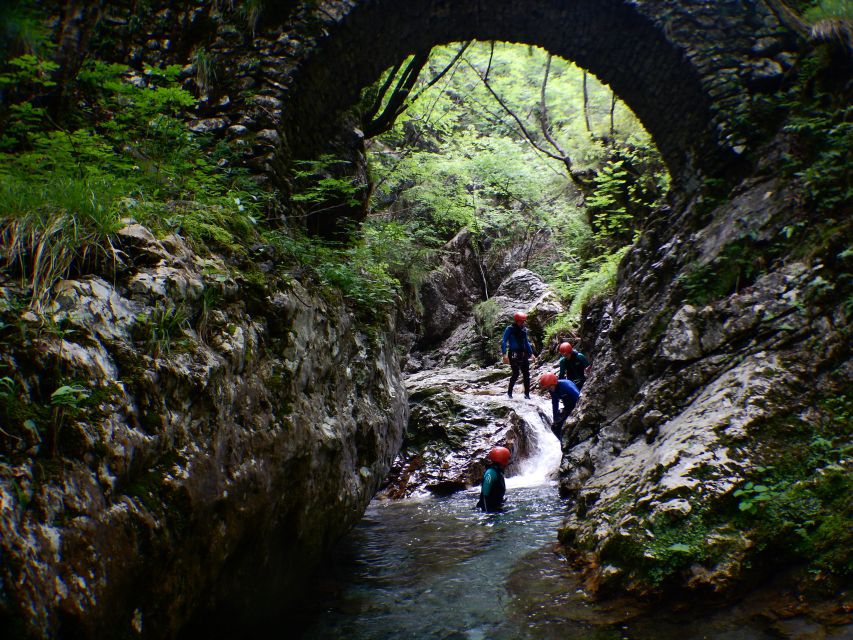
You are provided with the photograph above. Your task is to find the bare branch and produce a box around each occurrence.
[582,71,593,135]
[464,58,565,163]
[484,41,495,81]
[364,50,430,138]
[408,41,472,105]
[371,59,468,191]
[363,60,404,124]
[466,56,592,189]
[764,0,811,39]
[609,90,617,138]
[538,54,571,161]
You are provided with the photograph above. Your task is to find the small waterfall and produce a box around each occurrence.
[505,396,562,489]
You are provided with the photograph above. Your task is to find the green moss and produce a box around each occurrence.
[649,310,674,344]
[730,389,853,589]
[405,390,472,450]
[644,513,716,587]
[594,493,723,590]
[680,238,774,306]
[267,364,295,415]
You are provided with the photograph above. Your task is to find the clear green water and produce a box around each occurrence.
[294,483,849,639]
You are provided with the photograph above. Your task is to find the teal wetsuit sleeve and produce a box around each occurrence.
[481,468,496,496]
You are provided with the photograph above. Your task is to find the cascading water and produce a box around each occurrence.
[293,393,568,639]
[293,379,832,639]
[504,396,562,489]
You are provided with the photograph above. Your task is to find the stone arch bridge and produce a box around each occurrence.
[109,0,802,217]
[280,0,799,190]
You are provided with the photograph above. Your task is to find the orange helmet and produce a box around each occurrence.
[488,446,511,467]
[559,342,573,356]
[540,372,558,388]
[513,312,527,323]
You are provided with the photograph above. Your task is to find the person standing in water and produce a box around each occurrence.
[476,446,510,512]
[501,312,535,399]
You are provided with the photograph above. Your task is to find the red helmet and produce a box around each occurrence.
[488,446,511,467]
[540,372,558,388]
[513,312,527,323]
[559,342,573,356]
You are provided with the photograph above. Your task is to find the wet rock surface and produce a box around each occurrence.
[414,268,564,371]
[556,151,852,596]
[379,365,553,499]
[0,226,408,638]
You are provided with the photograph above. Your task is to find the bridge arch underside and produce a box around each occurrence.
[283,0,757,192]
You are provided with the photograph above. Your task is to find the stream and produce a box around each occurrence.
[293,386,851,640]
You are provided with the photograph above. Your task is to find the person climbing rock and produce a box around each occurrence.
[557,341,591,390]
[539,372,580,439]
[501,311,536,399]
[476,446,510,512]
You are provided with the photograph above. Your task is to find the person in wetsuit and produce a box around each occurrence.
[540,372,580,440]
[557,341,591,390]
[476,446,510,512]
[501,312,536,399]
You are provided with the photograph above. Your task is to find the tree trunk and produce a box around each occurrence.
[583,71,593,135]
[609,91,617,138]
[54,0,104,119]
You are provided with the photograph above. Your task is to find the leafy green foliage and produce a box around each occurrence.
[470,297,504,362]
[362,219,438,304]
[761,42,853,219]
[0,51,267,306]
[0,42,398,328]
[784,103,852,214]
[0,0,53,59]
[292,155,364,209]
[643,514,718,587]
[135,304,190,357]
[734,476,787,513]
[268,229,400,321]
[680,240,766,306]
[803,0,853,22]
[0,173,123,307]
[50,384,91,408]
[366,41,668,321]
[733,392,853,588]
[586,147,669,250]
[548,246,629,322]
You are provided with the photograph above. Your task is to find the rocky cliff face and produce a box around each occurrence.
[557,132,852,595]
[409,267,564,372]
[0,227,407,638]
